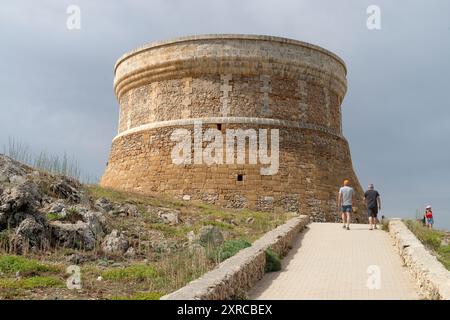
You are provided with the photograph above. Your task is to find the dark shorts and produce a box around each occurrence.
[368,207,378,217]
[342,205,352,213]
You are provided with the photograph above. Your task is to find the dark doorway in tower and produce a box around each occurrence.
[216,123,222,131]
[237,174,244,182]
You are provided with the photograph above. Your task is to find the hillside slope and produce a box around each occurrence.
[0,154,289,299]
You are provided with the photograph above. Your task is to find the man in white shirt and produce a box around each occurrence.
[338,179,354,230]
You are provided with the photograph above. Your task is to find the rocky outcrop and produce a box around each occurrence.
[50,221,97,250]
[0,154,109,252]
[13,216,50,252]
[102,229,129,254]
[157,208,180,225]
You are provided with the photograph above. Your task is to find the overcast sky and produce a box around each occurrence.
[1,0,449,229]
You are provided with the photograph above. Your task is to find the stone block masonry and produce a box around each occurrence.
[101,34,366,222]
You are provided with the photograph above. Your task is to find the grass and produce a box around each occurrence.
[86,185,178,209]
[207,239,251,263]
[3,137,98,183]
[0,276,64,289]
[110,291,162,300]
[101,264,157,282]
[404,219,450,271]
[46,213,61,221]
[404,220,443,251]
[0,255,61,276]
[437,245,450,270]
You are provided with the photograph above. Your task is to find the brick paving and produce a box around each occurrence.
[249,223,421,300]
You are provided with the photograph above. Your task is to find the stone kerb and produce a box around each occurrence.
[160,215,310,300]
[389,219,450,300]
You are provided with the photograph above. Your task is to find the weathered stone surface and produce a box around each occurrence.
[101,34,366,222]
[81,211,107,238]
[161,215,310,300]
[94,197,114,213]
[389,219,450,300]
[115,203,138,217]
[49,177,81,202]
[14,216,50,251]
[0,181,43,228]
[47,200,66,214]
[102,229,129,254]
[199,225,224,247]
[124,246,136,258]
[0,155,111,253]
[50,221,96,250]
[157,208,180,225]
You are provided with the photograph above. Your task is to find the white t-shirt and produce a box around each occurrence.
[339,186,354,206]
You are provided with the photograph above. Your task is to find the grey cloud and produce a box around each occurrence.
[0,0,449,228]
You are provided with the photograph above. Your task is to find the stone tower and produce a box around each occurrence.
[101,34,365,222]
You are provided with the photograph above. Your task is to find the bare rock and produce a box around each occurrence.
[102,229,129,254]
[0,155,29,181]
[124,247,136,258]
[47,200,66,214]
[0,181,43,228]
[81,211,107,238]
[49,177,81,202]
[95,197,114,213]
[157,208,180,225]
[199,225,224,247]
[186,231,196,244]
[14,216,50,251]
[115,203,138,217]
[50,221,96,250]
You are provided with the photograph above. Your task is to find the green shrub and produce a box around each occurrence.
[265,249,281,272]
[0,255,59,275]
[101,264,157,281]
[208,239,251,263]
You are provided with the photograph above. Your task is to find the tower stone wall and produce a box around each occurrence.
[101,35,366,222]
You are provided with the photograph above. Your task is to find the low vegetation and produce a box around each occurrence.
[1,183,290,300]
[207,239,252,263]
[264,249,282,272]
[101,264,157,281]
[404,219,450,271]
[0,255,61,276]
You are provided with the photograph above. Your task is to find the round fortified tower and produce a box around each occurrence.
[101,34,365,222]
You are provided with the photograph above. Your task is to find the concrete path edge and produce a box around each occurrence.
[389,219,450,300]
[161,215,310,300]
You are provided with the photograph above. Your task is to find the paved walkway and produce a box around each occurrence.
[249,223,421,300]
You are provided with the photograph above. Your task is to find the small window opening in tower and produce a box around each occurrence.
[237,174,244,181]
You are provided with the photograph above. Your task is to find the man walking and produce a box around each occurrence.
[338,179,354,230]
[364,184,381,230]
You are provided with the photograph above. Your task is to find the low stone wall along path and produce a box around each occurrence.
[249,223,421,300]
